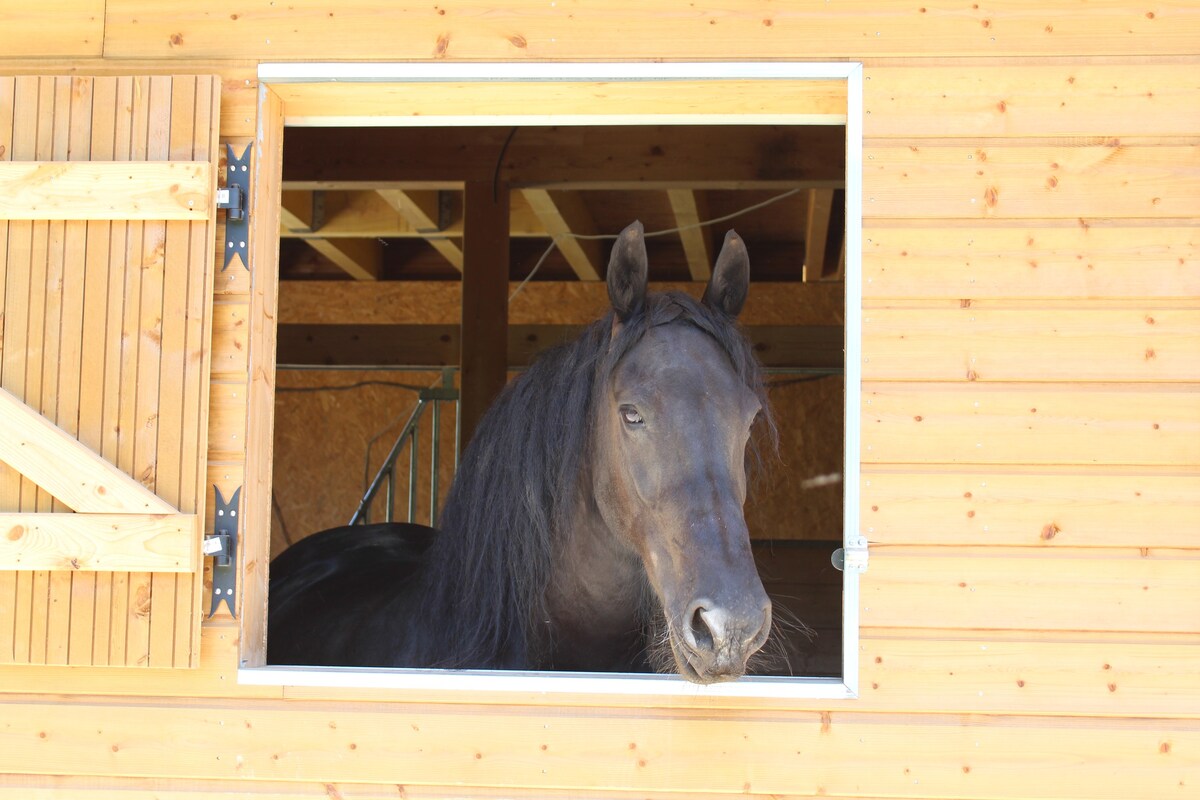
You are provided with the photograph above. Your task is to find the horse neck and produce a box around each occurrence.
[541,489,649,671]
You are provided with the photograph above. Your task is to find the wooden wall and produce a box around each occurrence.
[1,2,1198,798]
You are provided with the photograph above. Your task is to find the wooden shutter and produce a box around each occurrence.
[0,75,219,668]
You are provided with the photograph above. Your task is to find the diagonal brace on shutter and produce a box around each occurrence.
[0,387,174,514]
[0,388,197,572]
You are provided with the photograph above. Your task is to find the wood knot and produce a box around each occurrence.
[1040,523,1060,540]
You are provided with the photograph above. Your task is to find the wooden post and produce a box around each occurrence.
[459,181,510,452]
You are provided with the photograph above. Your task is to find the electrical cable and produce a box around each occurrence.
[509,187,803,301]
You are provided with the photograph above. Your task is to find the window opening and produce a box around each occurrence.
[247,64,863,699]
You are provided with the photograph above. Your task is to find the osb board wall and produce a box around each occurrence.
[1,3,1199,799]
[271,369,460,557]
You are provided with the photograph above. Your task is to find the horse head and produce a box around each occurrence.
[594,221,772,684]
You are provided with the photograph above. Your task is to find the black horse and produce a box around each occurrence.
[268,221,779,684]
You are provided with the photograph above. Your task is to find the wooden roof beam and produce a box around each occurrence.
[279,190,543,239]
[520,189,602,281]
[299,237,383,281]
[667,189,712,281]
[283,125,846,190]
[804,188,835,281]
[281,190,381,280]
[376,189,464,272]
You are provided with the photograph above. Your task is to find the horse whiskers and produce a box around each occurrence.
[637,601,679,675]
[746,603,814,677]
[768,600,817,642]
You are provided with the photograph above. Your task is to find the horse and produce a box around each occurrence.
[268,220,780,684]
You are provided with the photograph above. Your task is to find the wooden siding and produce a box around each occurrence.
[0,3,1198,800]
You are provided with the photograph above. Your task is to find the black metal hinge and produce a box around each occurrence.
[204,485,242,618]
[218,144,251,271]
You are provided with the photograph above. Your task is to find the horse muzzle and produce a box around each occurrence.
[670,595,772,684]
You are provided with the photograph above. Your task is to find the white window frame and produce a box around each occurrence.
[242,61,864,700]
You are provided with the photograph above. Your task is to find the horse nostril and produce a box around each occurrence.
[689,605,716,652]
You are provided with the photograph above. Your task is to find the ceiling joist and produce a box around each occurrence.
[520,189,603,281]
[281,191,382,280]
[376,189,464,271]
[804,188,835,281]
[667,189,712,281]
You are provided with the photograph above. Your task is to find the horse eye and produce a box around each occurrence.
[619,405,644,426]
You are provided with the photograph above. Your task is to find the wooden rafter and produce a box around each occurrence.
[281,190,381,280]
[804,188,835,281]
[278,190,544,239]
[667,189,712,281]
[520,189,602,281]
[376,189,464,271]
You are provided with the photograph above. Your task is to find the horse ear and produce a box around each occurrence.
[607,220,649,321]
[702,229,750,318]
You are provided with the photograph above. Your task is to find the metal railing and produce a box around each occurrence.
[349,369,459,526]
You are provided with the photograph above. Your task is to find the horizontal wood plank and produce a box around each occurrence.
[0,388,176,514]
[863,224,1200,301]
[862,383,1200,466]
[209,302,249,379]
[280,280,845,327]
[101,1,1200,59]
[862,470,1200,549]
[275,79,846,125]
[0,698,1193,797]
[7,779,810,800]
[0,161,211,220]
[858,634,1200,718]
[862,308,1200,382]
[864,64,1200,138]
[863,142,1200,219]
[0,513,197,572]
[206,382,248,463]
[862,548,1200,634]
[0,3,104,58]
[277,324,845,370]
[282,125,845,190]
[0,779,841,800]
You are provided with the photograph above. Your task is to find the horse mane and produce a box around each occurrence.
[413,290,777,669]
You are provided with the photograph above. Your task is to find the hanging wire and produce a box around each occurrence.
[509,187,803,302]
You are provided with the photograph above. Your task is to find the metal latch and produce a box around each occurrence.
[218,144,251,271]
[831,536,870,574]
[206,485,242,618]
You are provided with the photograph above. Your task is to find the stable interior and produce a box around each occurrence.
[267,122,847,677]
